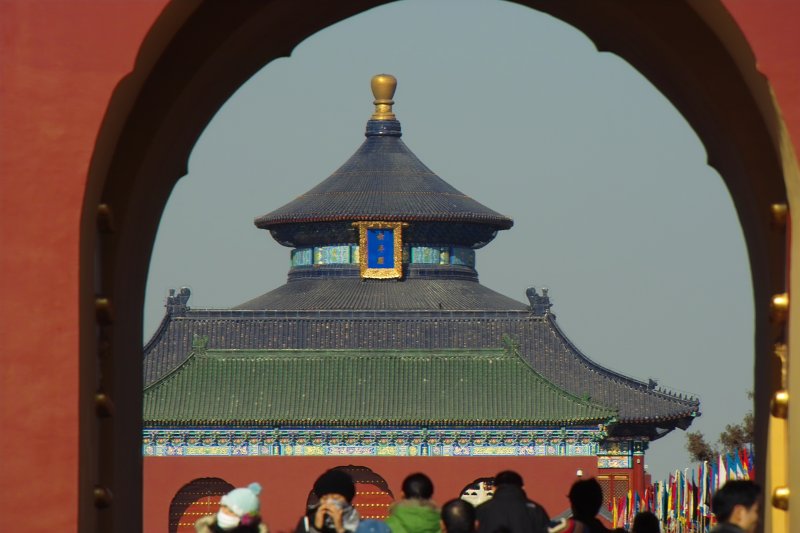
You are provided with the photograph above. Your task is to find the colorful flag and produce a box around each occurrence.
[739,447,751,479]
[612,496,618,528]
[627,489,633,527]
[718,453,727,488]
[698,461,709,517]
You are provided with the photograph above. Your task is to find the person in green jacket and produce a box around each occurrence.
[385,473,442,533]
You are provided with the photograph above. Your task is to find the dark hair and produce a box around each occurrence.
[568,478,604,520]
[402,473,434,500]
[494,471,524,488]
[711,480,760,523]
[313,469,356,503]
[441,499,476,533]
[632,511,660,533]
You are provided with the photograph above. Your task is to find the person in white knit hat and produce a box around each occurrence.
[195,482,269,532]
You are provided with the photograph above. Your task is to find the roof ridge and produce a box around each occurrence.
[143,339,204,392]
[146,419,611,428]
[501,335,618,418]
[175,308,536,317]
[142,311,173,354]
[545,315,699,406]
[201,347,503,355]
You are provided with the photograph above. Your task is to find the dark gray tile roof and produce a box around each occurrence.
[143,306,699,431]
[235,278,529,311]
[254,123,513,231]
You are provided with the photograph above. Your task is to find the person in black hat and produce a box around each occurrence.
[475,471,549,533]
[296,469,361,533]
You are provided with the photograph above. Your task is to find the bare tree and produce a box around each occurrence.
[685,393,753,463]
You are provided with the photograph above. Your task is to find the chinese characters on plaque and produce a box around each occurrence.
[353,221,406,279]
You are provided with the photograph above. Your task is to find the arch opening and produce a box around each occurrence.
[169,477,235,533]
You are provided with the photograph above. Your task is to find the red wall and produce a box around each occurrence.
[145,455,597,532]
[0,1,168,530]
[723,1,800,153]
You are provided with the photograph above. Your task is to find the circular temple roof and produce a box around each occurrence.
[254,75,513,246]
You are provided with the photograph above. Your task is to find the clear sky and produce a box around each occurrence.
[144,0,753,482]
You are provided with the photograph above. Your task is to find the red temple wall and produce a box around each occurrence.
[144,455,599,532]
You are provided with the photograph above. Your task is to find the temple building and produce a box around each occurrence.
[142,75,699,532]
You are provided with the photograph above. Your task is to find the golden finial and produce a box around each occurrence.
[371,74,397,120]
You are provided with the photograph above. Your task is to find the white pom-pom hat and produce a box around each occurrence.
[220,482,262,517]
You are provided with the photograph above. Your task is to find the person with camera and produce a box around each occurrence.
[297,469,361,533]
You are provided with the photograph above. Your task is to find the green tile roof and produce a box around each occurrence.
[143,347,617,427]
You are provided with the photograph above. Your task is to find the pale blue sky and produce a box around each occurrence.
[145,0,753,482]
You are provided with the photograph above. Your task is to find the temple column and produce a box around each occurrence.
[631,440,647,502]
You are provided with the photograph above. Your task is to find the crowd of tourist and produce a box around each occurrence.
[194,470,760,533]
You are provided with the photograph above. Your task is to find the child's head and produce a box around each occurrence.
[217,482,262,530]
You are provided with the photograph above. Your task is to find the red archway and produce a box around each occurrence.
[76,2,791,530]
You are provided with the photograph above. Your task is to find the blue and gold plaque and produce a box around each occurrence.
[353,221,406,279]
